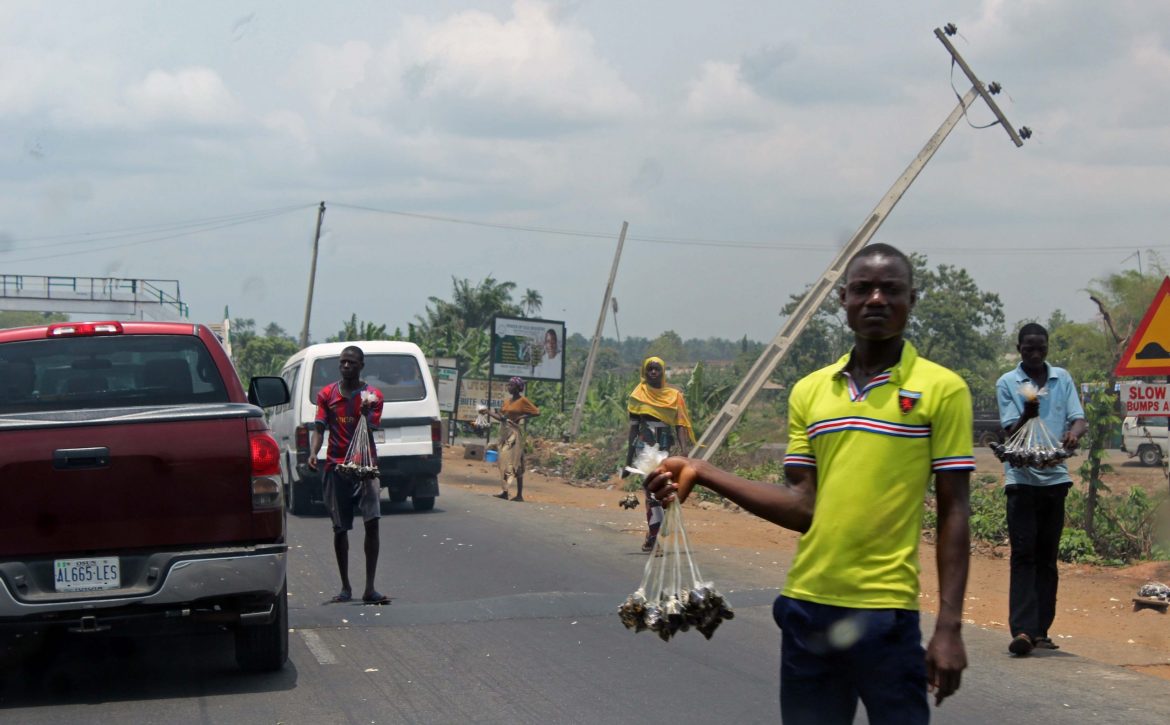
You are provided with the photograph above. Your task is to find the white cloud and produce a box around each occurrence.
[683,61,772,127]
[286,0,640,138]
[123,68,240,126]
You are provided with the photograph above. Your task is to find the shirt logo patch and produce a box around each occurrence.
[898,389,922,414]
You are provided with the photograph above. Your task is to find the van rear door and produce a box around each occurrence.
[305,352,436,457]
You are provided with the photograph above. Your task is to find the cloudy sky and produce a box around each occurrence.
[1,0,1167,344]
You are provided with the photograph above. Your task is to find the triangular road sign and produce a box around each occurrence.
[1115,276,1170,377]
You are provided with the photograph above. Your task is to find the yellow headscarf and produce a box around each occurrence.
[627,356,693,438]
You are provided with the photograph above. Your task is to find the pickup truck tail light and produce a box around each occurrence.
[249,425,282,510]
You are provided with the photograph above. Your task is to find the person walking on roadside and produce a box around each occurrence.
[487,376,540,502]
[307,345,391,605]
[622,356,694,553]
[997,323,1087,656]
[645,243,974,724]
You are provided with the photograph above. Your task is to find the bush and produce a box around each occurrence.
[569,448,619,482]
[1059,528,1098,564]
[968,480,1008,545]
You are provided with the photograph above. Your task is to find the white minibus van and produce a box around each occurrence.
[269,341,442,513]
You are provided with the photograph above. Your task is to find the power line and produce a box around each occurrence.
[0,205,312,265]
[328,201,1169,256]
[0,203,316,254]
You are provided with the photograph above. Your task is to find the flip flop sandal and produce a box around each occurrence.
[362,592,392,605]
[325,591,353,604]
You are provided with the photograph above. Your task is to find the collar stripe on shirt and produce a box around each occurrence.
[843,371,892,402]
[807,416,930,440]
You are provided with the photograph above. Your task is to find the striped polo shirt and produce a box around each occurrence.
[782,341,975,610]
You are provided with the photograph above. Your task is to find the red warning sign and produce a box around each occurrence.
[1115,276,1170,377]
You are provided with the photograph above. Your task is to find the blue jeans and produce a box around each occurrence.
[773,595,928,725]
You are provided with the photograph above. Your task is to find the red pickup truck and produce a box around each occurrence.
[0,320,291,671]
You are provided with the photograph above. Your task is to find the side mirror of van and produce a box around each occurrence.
[249,376,290,408]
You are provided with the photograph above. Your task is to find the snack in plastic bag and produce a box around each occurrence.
[474,405,490,430]
[618,501,734,641]
[336,414,380,480]
[990,382,1075,469]
[624,443,668,478]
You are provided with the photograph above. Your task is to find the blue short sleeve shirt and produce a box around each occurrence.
[996,363,1085,486]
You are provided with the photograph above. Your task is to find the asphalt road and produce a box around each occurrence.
[2,482,1169,724]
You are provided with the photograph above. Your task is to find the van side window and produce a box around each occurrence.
[280,364,300,414]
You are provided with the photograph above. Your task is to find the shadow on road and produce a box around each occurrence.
[0,627,296,709]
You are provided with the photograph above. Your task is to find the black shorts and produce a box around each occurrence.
[323,467,381,533]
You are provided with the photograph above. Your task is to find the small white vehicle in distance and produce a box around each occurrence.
[1121,415,1169,467]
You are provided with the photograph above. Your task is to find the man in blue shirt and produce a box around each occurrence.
[996,323,1087,656]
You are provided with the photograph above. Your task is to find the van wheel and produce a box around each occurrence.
[235,581,288,672]
[1139,445,1163,467]
[412,496,435,512]
[288,477,312,516]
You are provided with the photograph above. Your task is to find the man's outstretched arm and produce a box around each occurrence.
[644,458,816,533]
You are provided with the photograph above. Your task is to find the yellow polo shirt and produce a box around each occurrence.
[782,341,974,610]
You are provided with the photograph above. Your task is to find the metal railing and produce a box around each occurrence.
[0,274,189,317]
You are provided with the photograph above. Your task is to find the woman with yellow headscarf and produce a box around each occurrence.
[624,356,694,552]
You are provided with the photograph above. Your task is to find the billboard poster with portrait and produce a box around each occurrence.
[491,316,566,382]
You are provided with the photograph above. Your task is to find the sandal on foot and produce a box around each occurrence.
[494,492,509,500]
[641,536,657,553]
[1034,636,1059,650]
[1009,633,1034,656]
[328,590,352,604]
[362,591,392,605]
[511,495,525,502]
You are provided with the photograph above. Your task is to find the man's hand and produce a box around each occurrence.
[925,628,967,706]
[1022,399,1040,420]
[1061,430,1082,451]
[644,457,702,505]
[307,456,318,472]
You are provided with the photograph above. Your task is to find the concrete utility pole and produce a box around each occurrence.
[299,201,326,349]
[693,25,1029,461]
[568,221,628,438]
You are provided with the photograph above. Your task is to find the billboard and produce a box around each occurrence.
[491,316,565,382]
[455,378,507,422]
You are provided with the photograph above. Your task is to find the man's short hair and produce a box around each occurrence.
[341,345,364,361]
[1017,323,1048,344]
[845,243,914,286]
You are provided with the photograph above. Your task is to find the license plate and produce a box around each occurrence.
[54,557,120,593]
[374,430,385,443]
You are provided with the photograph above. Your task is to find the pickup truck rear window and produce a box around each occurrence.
[309,354,425,403]
[0,334,228,413]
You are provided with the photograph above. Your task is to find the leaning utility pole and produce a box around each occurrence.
[693,24,1029,461]
[299,201,326,349]
[568,221,628,438]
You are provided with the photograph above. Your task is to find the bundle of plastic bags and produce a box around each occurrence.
[337,395,380,480]
[990,382,1076,469]
[474,405,490,431]
[617,445,734,641]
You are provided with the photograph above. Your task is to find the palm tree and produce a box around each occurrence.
[522,288,543,318]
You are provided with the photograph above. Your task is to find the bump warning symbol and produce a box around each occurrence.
[1116,276,1170,377]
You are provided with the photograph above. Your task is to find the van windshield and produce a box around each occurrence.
[309,354,426,403]
[0,335,228,414]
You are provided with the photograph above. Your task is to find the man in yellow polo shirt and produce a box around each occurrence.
[646,243,973,724]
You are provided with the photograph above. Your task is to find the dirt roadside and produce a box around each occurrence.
[442,444,1170,681]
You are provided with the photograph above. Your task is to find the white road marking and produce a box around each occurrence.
[300,629,338,665]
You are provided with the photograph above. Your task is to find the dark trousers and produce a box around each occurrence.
[1006,482,1071,639]
[773,596,928,725]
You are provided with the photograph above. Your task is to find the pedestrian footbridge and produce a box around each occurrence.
[0,274,188,321]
